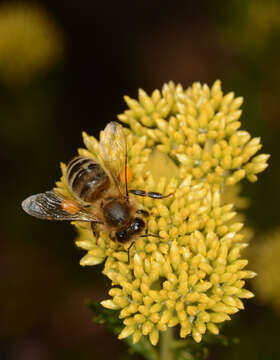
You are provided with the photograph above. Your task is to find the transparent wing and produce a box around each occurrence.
[22,191,101,222]
[99,121,128,197]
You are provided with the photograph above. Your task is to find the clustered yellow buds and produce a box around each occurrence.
[0,2,62,85]
[56,80,269,345]
[119,81,269,186]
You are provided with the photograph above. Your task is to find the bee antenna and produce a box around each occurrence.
[140,233,163,239]
[124,132,129,201]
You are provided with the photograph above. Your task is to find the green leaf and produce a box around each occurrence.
[87,300,123,334]
[171,329,239,360]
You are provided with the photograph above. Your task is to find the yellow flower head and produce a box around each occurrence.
[0,2,63,85]
[55,81,269,345]
[119,80,269,186]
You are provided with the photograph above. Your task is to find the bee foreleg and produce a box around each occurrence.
[91,222,100,243]
[129,189,174,199]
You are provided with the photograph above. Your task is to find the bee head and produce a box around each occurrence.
[116,217,145,243]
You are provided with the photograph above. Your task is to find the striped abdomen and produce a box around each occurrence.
[66,157,109,202]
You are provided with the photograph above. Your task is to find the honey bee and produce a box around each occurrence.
[22,122,171,245]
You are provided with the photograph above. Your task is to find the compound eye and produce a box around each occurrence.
[131,218,145,233]
[116,230,129,243]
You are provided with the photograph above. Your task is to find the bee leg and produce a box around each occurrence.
[129,190,174,199]
[91,222,100,243]
[136,209,150,217]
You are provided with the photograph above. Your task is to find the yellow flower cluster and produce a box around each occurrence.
[118,81,269,186]
[55,80,269,345]
[0,2,63,85]
[251,229,280,313]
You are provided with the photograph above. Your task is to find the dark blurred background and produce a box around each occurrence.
[1,1,279,359]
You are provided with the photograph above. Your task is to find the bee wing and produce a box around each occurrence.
[22,191,101,222]
[99,121,128,198]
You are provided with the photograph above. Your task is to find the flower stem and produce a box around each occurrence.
[160,328,173,360]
